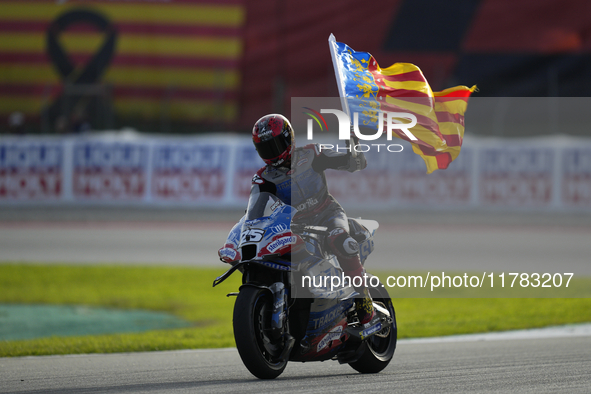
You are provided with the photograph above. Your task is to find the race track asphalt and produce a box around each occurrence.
[1,206,590,276]
[1,206,590,393]
[1,335,590,394]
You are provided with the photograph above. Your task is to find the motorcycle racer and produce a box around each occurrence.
[247,113,375,324]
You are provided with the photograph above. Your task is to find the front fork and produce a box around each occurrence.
[266,281,295,361]
[238,281,290,339]
[269,282,286,339]
[253,280,294,362]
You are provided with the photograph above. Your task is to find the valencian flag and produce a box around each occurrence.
[328,34,476,174]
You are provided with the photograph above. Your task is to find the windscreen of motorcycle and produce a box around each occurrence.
[240,192,297,259]
[245,191,284,220]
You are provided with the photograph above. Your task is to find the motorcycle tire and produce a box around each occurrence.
[349,280,397,374]
[233,286,288,379]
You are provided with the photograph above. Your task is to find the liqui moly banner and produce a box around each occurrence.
[0,140,63,201]
[329,140,474,207]
[561,146,591,208]
[233,144,263,200]
[391,143,474,207]
[73,142,148,201]
[478,146,554,208]
[0,134,590,211]
[329,148,394,205]
[151,142,229,203]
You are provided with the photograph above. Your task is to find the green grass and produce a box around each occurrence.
[1,264,590,357]
[0,264,240,357]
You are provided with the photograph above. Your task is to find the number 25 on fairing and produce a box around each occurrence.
[241,228,265,243]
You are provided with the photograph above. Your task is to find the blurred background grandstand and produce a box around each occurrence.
[0,0,590,136]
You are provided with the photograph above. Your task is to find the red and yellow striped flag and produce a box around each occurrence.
[330,37,476,173]
[0,0,244,124]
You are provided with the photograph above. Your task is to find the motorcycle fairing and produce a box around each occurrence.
[348,218,378,264]
[240,199,298,264]
[292,297,353,361]
[218,217,244,264]
[289,255,358,361]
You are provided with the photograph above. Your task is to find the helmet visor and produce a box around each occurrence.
[254,137,290,160]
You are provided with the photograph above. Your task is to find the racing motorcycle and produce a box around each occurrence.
[214,192,396,379]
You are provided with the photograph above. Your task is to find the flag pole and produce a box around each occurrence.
[328,34,356,156]
[328,34,350,118]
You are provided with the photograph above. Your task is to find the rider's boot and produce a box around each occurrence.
[354,285,375,325]
[347,266,375,325]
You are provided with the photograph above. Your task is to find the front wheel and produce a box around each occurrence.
[233,286,288,379]
[349,281,397,374]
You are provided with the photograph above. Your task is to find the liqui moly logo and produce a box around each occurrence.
[304,108,417,153]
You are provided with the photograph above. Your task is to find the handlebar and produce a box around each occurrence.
[291,223,329,235]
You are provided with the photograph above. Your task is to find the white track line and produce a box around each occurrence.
[399,323,591,344]
[11,324,591,360]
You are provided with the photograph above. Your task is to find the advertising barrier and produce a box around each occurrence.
[392,146,474,207]
[0,140,63,201]
[73,141,148,201]
[233,143,264,201]
[479,146,554,208]
[0,134,590,211]
[151,142,230,203]
[562,147,591,208]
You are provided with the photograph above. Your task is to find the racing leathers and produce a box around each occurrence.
[249,143,368,281]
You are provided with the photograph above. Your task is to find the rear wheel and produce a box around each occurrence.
[233,286,288,379]
[349,282,397,374]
